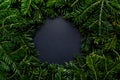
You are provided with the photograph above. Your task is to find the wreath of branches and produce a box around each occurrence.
[0,0,120,80]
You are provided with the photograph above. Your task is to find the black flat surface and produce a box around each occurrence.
[34,17,82,64]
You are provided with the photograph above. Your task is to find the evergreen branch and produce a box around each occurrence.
[103,62,120,80]
[2,14,17,27]
[91,57,98,80]
[19,55,28,65]
[104,55,108,74]
[0,45,19,76]
[0,25,9,33]
[0,25,10,35]
[25,26,34,33]
[10,46,24,54]
[10,22,23,28]
[99,0,105,35]
[46,0,58,7]
[79,1,101,18]
[105,1,120,15]
[0,41,10,44]
[0,0,11,9]
[86,55,98,80]
[0,72,6,80]
[108,34,116,50]
[0,25,7,30]
[20,36,29,49]
[89,20,98,28]
[0,0,120,79]
[21,0,32,15]
[71,0,79,7]
[104,34,117,50]
[8,73,16,79]
[113,49,120,58]
[25,0,32,15]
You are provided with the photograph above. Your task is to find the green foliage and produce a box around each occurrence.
[0,0,120,80]
[86,53,120,80]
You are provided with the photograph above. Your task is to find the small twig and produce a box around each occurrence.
[71,0,79,7]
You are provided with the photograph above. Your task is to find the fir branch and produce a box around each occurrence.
[86,55,98,80]
[0,41,10,44]
[10,46,24,54]
[103,62,120,80]
[79,1,101,19]
[19,55,28,65]
[89,20,98,28]
[71,0,79,7]
[0,45,20,77]
[99,0,105,35]
[21,0,32,15]
[0,0,11,9]
[2,14,17,26]
[112,49,120,58]
[0,0,120,79]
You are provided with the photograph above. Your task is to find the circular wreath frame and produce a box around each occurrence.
[0,0,120,79]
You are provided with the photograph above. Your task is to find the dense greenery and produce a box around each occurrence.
[0,0,120,80]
